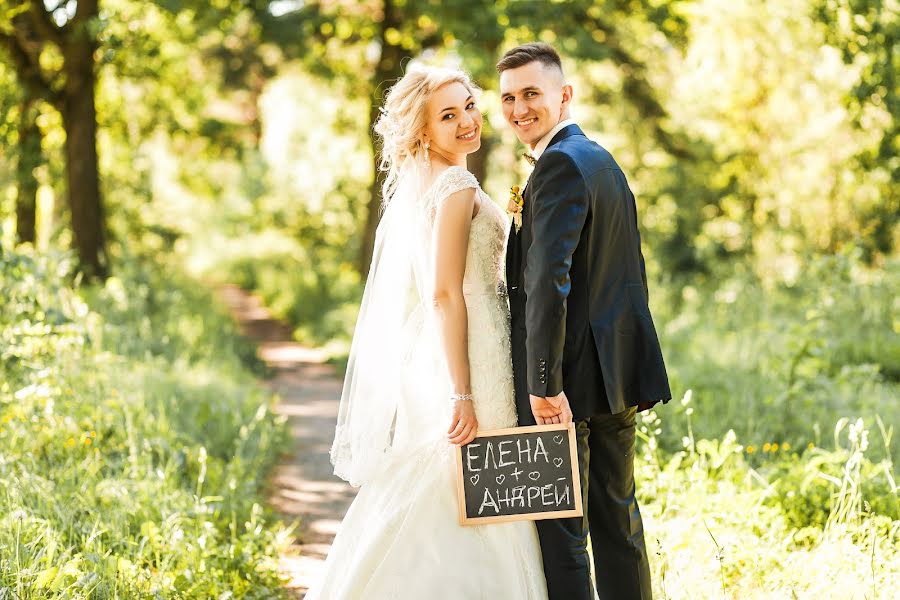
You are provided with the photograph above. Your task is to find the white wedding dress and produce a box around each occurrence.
[306,167,547,599]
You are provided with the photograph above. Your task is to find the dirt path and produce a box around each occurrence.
[218,285,356,598]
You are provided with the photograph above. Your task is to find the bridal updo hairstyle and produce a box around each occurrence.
[373,64,479,203]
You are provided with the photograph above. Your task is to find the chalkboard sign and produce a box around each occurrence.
[455,423,583,525]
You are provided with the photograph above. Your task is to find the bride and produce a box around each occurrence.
[304,65,547,598]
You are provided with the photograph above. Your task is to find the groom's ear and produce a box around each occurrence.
[561,84,574,107]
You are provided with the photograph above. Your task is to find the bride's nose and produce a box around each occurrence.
[458,111,475,129]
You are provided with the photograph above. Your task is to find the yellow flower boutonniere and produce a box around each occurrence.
[507,185,525,233]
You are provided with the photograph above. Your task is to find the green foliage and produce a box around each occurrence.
[192,200,364,363]
[633,0,895,279]
[816,0,899,258]
[1,0,898,594]
[0,244,291,598]
[0,48,22,242]
[637,410,899,597]
[654,249,900,462]
[176,68,370,363]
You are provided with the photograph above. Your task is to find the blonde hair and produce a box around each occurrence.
[373,64,479,203]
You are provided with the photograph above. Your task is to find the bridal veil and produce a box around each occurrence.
[330,156,449,487]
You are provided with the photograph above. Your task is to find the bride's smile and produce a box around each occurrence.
[423,81,484,162]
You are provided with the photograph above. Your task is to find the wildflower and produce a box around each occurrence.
[84,438,92,446]
[807,442,814,449]
[65,438,76,448]
[782,442,791,451]
[771,443,780,452]
[763,443,771,452]
[746,445,755,454]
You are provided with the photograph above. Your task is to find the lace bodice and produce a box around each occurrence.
[424,167,509,295]
[422,166,516,430]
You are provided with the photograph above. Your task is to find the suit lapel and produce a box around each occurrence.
[521,123,585,230]
[508,125,585,290]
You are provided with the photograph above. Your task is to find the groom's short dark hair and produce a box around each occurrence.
[496,42,563,74]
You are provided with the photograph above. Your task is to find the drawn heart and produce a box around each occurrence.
[528,471,541,481]
[496,474,506,485]
[470,475,480,486]
[553,435,564,445]
[553,458,564,468]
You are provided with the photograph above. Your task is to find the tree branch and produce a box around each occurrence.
[0,24,61,106]
[68,0,98,30]
[584,15,691,158]
[27,0,63,45]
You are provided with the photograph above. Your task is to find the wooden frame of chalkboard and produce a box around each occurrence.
[455,423,583,526]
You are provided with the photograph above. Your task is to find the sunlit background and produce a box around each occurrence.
[1,0,897,597]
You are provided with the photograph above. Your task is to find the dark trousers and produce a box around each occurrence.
[535,408,652,600]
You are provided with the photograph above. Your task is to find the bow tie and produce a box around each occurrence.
[522,152,537,166]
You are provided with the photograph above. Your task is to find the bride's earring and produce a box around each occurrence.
[423,141,431,168]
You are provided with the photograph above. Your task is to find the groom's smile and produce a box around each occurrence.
[499,60,572,148]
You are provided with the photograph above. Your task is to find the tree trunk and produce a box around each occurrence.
[15,98,40,245]
[61,17,107,280]
[357,0,406,276]
[468,129,495,189]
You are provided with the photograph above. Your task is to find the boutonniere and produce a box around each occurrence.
[507,185,525,233]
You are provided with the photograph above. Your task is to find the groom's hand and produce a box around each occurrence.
[530,391,573,425]
[530,394,561,424]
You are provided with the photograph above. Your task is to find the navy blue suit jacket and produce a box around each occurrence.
[506,124,671,420]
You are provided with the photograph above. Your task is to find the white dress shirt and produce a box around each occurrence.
[531,118,577,160]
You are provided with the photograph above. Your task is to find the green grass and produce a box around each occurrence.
[191,231,900,596]
[632,250,900,596]
[653,249,900,464]
[0,245,291,598]
[639,408,898,598]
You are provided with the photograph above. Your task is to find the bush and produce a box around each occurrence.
[653,249,900,462]
[0,244,291,598]
[637,407,899,598]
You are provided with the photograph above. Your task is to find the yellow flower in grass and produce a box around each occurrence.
[782,442,791,451]
[746,445,755,454]
[763,443,771,453]
[771,443,780,452]
[65,438,76,449]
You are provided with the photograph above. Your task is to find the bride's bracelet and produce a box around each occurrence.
[451,393,473,402]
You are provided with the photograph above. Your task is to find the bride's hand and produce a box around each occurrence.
[448,397,478,446]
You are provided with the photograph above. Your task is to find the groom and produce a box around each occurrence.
[499,43,671,600]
